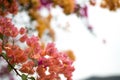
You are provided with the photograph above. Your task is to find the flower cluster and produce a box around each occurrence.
[19,0,55,41]
[64,50,76,61]
[18,0,94,41]
[28,9,55,40]
[0,17,18,37]
[36,43,75,80]
[90,0,120,11]
[36,14,55,41]
[100,0,120,11]
[0,17,75,80]
[0,0,18,16]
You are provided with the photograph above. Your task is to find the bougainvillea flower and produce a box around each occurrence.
[4,45,28,64]
[19,34,28,42]
[19,27,27,35]
[20,61,35,74]
[0,16,75,80]
[100,0,120,11]
[64,50,76,61]
[40,0,53,6]
[0,17,19,37]
[0,0,18,16]
[80,5,88,17]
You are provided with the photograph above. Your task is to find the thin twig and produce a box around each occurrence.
[0,54,21,77]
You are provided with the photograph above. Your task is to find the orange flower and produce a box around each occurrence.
[31,0,41,9]
[0,0,18,16]
[53,0,75,14]
[29,53,41,60]
[36,14,55,41]
[65,50,76,61]
[19,27,26,35]
[4,45,28,64]
[100,0,120,11]
[20,61,35,74]
[18,0,29,6]
[19,0,41,10]
[89,0,96,6]
[36,19,47,38]
[19,34,28,42]
[37,65,46,77]
[28,9,40,20]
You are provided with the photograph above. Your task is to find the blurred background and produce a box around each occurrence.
[1,0,120,80]
[56,8,120,80]
[51,1,120,80]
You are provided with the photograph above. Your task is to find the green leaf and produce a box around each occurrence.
[21,74,28,80]
[8,0,12,3]
[7,64,15,72]
[29,77,35,80]
[0,33,3,40]
[2,53,8,60]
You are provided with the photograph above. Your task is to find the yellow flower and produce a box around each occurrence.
[64,50,76,61]
[100,0,120,11]
[53,0,75,14]
[36,14,55,41]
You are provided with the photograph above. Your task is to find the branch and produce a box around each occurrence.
[0,54,21,77]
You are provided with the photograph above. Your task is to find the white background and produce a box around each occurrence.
[50,3,120,80]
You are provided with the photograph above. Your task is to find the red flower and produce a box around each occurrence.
[0,17,19,37]
[20,61,35,74]
[4,45,27,64]
[0,0,18,16]
[19,34,28,42]
[19,27,26,35]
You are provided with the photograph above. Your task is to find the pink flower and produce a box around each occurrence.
[11,27,19,37]
[26,35,42,60]
[19,27,26,35]
[20,61,35,74]
[36,43,75,80]
[4,44,28,64]
[0,17,19,37]
[0,0,18,16]
[45,43,58,56]
[40,0,52,6]
[19,34,28,42]
[26,36,39,47]
[80,5,88,17]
